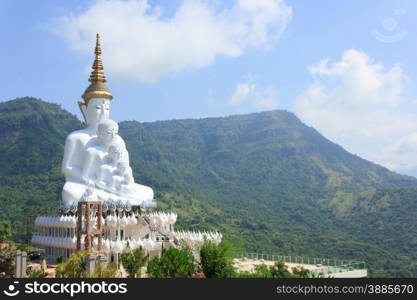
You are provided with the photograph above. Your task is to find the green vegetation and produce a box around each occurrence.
[121,247,148,278]
[55,250,88,278]
[0,243,15,277]
[26,266,47,278]
[37,241,319,278]
[55,250,118,278]
[0,222,11,243]
[200,240,235,278]
[147,246,196,278]
[91,260,118,278]
[236,261,312,278]
[199,241,315,278]
[1,97,417,277]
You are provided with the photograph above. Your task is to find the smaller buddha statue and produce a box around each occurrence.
[82,119,120,183]
[82,183,98,202]
[97,143,123,188]
[112,161,135,196]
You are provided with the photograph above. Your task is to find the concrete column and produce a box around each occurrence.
[86,253,96,276]
[21,252,27,277]
[98,254,107,267]
[15,250,21,278]
[15,251,27,278]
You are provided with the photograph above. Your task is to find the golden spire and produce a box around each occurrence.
[81,33,113,102]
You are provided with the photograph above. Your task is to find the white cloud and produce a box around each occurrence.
[228,80,278,109]
[255,86,278,109]
[229,82,256,105]
[295,49,417,174]
[50,0,292,82]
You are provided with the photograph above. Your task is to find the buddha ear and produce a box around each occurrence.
[78,101,88,127]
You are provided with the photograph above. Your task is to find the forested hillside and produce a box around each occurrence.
[1,97,416,277]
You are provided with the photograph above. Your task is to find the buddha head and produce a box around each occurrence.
[82,182,96,201]
[79,34,113,128]
[116,161,128,174]
[79,98,110,128]
[108,143,123,163]
[117,161,133,183]
[85,183,95,196]
[97,119,118,147]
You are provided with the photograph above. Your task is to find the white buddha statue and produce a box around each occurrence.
[82,183,98,202]
[97,143,121,188]
[82,119,120,183]
[89,120,154,205]
[61,98,112,205]
[112,161,134,195]
[61,33,154,207]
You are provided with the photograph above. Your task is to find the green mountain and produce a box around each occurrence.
[1,97,416,277]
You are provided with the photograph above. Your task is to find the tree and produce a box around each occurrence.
[270,262,314,278]
[92,261,118,278]
[236,261,314,278]
[55,251,119,278]
[26,267,47,278]
[269,261,292,278]
[0,243,15,277]
[0,222,11,243]
[291,266,314,278]
[147,246,196,278]
[55,251,87,278]
[0,222,14,278]
[121,247,148,278]
[253,264,273,278]
[200,240,235,278]
[236,264,273,278]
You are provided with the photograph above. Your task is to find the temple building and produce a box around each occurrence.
[31,34,221,266]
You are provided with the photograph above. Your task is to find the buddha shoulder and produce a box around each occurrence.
[65,128,95,145]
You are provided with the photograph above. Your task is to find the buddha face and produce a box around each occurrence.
[108,144,123,162]
[97,119,119,147]
[85,98,110,127]
[117,161,128,174]
[86,185,94,196]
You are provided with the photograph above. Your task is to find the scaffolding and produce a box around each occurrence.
[76,201,103,251]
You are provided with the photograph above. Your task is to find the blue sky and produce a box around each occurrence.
[1,0,417,175]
